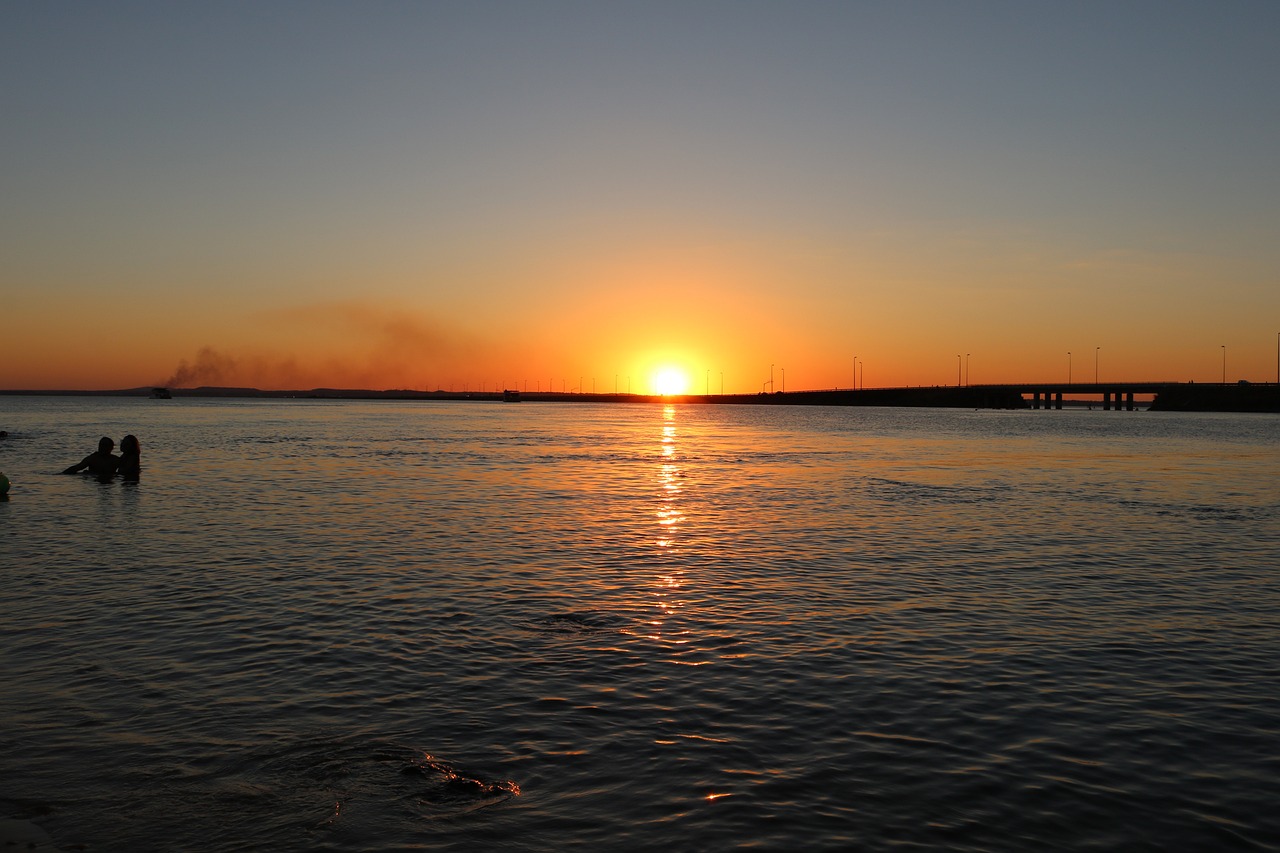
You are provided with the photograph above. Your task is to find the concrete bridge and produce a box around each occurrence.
[695,381,1278,412]
[976,382,1179,410]
[980,381,1278,412]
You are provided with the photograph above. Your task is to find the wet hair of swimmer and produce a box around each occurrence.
[98,436,115,453]
[121,435,140,454]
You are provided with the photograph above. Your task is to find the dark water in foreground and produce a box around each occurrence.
[1,397,1278,851]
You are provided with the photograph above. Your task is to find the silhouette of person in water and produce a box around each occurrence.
[62,436,119,479]
[118,434,141,481]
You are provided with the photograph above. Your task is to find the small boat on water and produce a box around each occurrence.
[502,389,522,402]
[150,387,172,399]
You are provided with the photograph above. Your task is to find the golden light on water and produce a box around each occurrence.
[656,477,681,538]
[644,406,689,643]
[657,405,683,546]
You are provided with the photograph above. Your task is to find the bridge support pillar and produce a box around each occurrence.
[1032,392,1041,409]
[1103,392,1112,410]
[1055,392,1063,410]
[1126,392,1135,411]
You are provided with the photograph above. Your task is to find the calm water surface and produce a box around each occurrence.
[1,397,1278,851]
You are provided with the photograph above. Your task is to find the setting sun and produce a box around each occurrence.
[652,367,691,396]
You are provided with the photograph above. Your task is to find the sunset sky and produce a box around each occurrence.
[4,2,1278,393]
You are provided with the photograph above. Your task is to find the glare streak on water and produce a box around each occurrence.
[1,398,1279,851]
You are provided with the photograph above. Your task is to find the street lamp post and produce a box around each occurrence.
[956,355,961,387]
[853,355,857,390]
[965,353,971,386]
[780,367,785,393]
[1095,347,1100,384]
[770,363,775,393]
[1221,345,1226,384]
[1068,351,1072,385]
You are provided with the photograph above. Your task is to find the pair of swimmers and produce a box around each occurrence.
[62,435,141,480]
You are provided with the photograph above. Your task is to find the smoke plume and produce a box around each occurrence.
[159,302,479,390]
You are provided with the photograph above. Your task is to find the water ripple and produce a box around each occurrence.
[2,400,1278,851]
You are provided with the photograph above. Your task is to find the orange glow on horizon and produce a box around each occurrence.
[3,289,1278,392]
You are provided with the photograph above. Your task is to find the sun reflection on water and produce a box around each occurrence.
[656,404,683,549]
[644,405,688,644]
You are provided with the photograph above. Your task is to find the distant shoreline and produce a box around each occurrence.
[3,383,1277,412]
